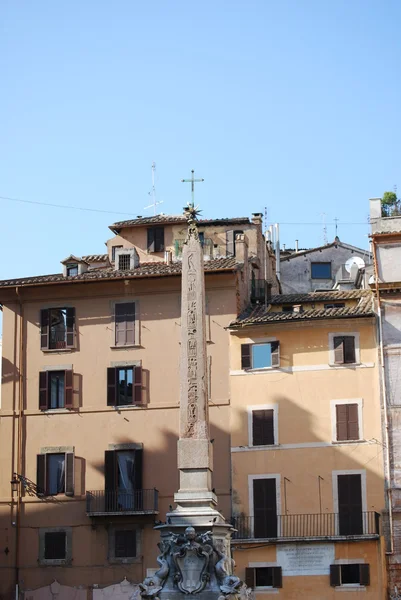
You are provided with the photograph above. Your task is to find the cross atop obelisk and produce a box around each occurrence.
[173,201,218,514]
[181,169,204,206]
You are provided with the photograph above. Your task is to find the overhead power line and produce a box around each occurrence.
[0,194,136,216]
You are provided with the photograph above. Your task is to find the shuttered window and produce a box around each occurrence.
[226,230,244,257]
[40,308,76,350]
[147,227,165,252]
[37,452,74,497]
[336,403,360,441]
[245,567,282,589]
[330,564,370,587]
[333,336,356,364]
[115,303,135,346]
[44,531,66,560]
[241,342,280,369]
[115,529,137,558]
[39,370,74,410]
[252,409,275,446]
[107,365,142,406]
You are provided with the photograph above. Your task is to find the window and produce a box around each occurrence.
[104,449,143,512]
[147,227,164,252]
[115,529,137,558]
[336,473,363,535]
[330,564,370,587]
[252,477,278,538]
[40,307,75,350]
[114,302,135,346]
[107,365,142,406]
[44,531,66,560]
[333,335,356,364]
[39,370,73,410]
[241,342,280,370]
[311,262,332,279]
[37,451,74,497]
[324,303,345,309]
[252,409,275,446]
[112,245,123,261]
[39,527,72,565]
[66,264,78,277]
[118,254,131,270]
[282,305,294,312]
[245,567,282,589]
[199,231,205,247]
[335,403,360,441]
[226,230,244,257]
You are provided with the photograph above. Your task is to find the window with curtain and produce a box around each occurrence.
[47,454,65,495]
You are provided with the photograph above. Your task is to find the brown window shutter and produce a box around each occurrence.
[37,454,46,496]
[333,336,344,364]
[66,307,75,348]
[105,450,117,492]
[336,404,348,441]
[107,367,117,406]
[134,448,143,490]
[359,564,370,586]
[226,230,235,257]
[126,303,135,345]
[147,228,155,252]
[271,341,280,367]
[330,564,340,587]
[241,344,251,369]
[347,403,359,440]
[65,370,74,409]
[253,410,274,446]
[272,566,282,588]
[134,365,142,404]
[343,336,356,363]
[115,303,135,346]
[40,309,49,350]
[65,452,74,496]
[245,568,255,588]
[39,371,49,410]
[154,227,164,252]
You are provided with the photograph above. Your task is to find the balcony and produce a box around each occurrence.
[86,489,159,516]
[231,512,380,542]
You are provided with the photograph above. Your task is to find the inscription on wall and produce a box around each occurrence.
[277,543,335,576]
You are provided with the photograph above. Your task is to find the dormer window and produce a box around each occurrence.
[118,254,131,270]
[112,245,123,262]
[66,264,78,277]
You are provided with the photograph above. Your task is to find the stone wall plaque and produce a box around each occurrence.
[276,543,335,576]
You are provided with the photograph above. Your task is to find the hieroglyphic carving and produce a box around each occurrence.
[185,250,199,438]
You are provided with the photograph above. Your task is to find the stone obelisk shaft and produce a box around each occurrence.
[174,222,217,510]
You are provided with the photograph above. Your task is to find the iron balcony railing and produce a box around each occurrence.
[231,512,380,540]
[86,489,159,516]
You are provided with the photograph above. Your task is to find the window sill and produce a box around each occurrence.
[335,586,366,592]
[250,444,279,449]
[108,556,142,564]
[332,439,365,445]
[110,345,141,350]
[254,588,279,594]
[113,404,142,410]
[244,367,280,373]
[41,348,75,353]
[39,559,71,566]
[329,363,360,368]
[41,408,72,414]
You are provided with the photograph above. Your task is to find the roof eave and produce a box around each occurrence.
[228,312,375,329]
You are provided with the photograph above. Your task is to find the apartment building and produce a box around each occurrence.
[0,212,277,597]
[228,290,386,598]
[370,197,401,594]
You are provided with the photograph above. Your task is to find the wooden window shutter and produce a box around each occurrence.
[241,344,251,369]
[154,227,164,252]
[245,568,255,588]
[272,566,282,588]
[347,403,359,440]
[115,303,135,346]
[271,341,280,367]
[134,449,143,490]
[37,454,46,496]
[343,336,356,363]
[134,365,142,404]
[147,228,155,252]
[226,230,235,257]
[330,564,340,587]
[66,307,75,348]
[39,371,49,411]
[126,303,135,345]
[252,410,274,446]
[336,404,348,441]
[65,452,74,496]
[40,309,49,349]
[333,336,344,364]
[104,450,117,492]
[64,370,74,409]
[107,367,117,406]
[359,564,370,586]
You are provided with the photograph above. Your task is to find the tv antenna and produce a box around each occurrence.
[144,162,163,215]
[321,212,328,245]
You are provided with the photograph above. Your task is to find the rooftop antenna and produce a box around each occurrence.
[144,162,163,215]
[321,212,328,245]
[334,217,339,238]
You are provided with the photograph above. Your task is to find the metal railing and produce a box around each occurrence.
[86,489,159,515]
[49,329,67,349]
[231,512,380,540]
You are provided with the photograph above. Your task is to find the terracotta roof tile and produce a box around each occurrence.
[0,258,239,290]
[110,215,250,231]
[82,254,109,262]
[230,290,374,328]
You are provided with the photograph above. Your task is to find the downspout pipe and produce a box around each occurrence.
[372,239,394,554]
[14,287,23,598]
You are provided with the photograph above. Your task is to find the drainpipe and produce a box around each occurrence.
[372,239,394,554]
[14,287,24,598]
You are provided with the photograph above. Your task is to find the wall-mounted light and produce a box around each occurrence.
[10,474,20,494]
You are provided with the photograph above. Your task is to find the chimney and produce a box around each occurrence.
[295,239,299,252]
[234,233,248,263]
[165,250,173,265]
[251,212,263,225]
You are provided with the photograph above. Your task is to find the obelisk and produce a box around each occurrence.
[172,203,220,519]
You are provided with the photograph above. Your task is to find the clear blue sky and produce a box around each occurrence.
[1,0,400,281]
